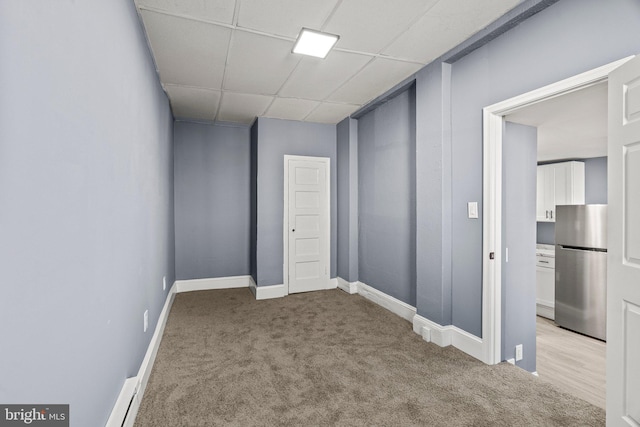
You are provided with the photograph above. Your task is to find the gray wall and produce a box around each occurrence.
[502,123,537,371]
[536,156,608,244]
[358,88,416,306]
[255,118,337,286]
[585,156,608,204]
[337,118,359,283]
[174,121,250,280]
[0,1,174,425]
[415,62,453,324]
[536,222,555,245]
[416,0,640,337]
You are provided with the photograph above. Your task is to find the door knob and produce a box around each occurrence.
[292,229,295,232]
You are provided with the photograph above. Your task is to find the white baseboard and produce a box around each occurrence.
[356,281,416,322]
[175,275,252,293]
[107,281,178,427]
[175,275,288,300]
[451,326,484,361]
[105,377,137,427]
[412,313,484,361]
[249,281,287,300]
[413,313,452,346]
[351,283,484,362]
[337,277,358,294]
[248,277,336,299]
[536,301,555,320]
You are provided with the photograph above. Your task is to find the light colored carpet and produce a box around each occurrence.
[134,288,604,426]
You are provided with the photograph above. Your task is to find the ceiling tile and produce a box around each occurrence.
[223,31,301,95]
[323,0,438,53]
[165,85,220,121]
[135,0,237,25]
[264,98,320,121]
[140,10,230,88]
[327,58,423,105]
[237,0,339,38]
[279,50,372,100]
[305,102,360,124]
[218,92,273,123]
[137,0,524,124]
[383,0,521,63]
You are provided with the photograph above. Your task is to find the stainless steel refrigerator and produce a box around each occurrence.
[555,204,607,341]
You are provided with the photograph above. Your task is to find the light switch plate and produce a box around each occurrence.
[468,202,478,219]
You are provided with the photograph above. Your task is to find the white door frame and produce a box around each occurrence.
[481,56,634,365]
[283,155,331,295]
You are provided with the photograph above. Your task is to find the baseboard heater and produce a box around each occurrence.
[105,377,139,427]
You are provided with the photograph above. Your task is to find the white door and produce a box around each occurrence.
[607,54,640,426]
[285,156,330,294]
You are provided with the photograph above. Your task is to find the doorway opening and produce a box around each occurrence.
[480,58,633,373]
[503,80,608,408]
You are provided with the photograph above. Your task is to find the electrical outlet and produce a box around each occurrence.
[163,276,166,291]
[143,310,149,333]
[515,344,523,361]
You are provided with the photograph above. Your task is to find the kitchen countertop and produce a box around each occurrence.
[536,243,555,257]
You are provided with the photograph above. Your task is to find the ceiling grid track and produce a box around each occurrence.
[319,0,343,32]
[376,1,441,56]
[213,0,240,122]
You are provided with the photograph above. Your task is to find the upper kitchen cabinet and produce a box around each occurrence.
[536,161,585,222]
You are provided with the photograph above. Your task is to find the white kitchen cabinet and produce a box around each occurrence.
[536,161,585,222]
[536,266,555,319]
[536,244,556,320]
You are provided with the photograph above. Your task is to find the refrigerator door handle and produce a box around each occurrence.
[559,245,607,253]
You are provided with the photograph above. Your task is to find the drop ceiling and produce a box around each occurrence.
[134,0,521,125]
[506,82,608,161]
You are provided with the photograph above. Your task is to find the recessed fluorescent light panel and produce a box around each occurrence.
[292,28,339,59]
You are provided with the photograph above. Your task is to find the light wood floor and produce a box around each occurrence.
[536,316,606,409]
